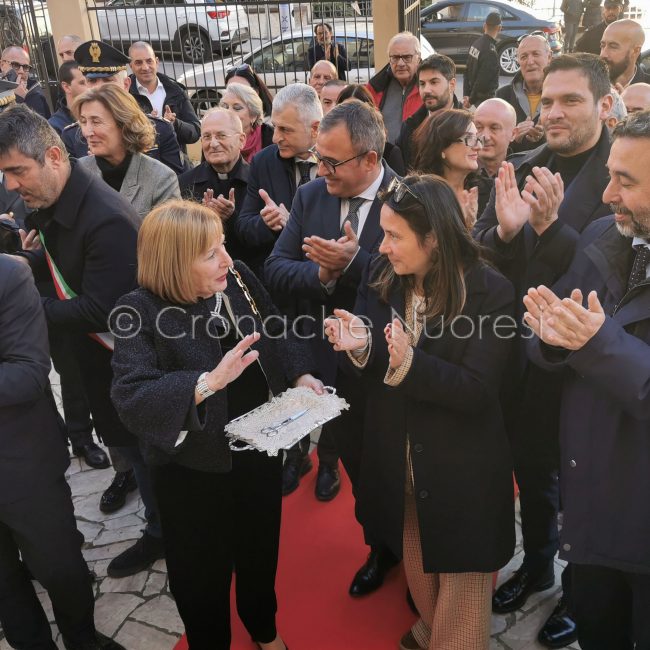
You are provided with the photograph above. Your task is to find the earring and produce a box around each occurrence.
[441,152,446,159]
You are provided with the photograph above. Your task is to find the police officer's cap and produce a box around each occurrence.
[74,40,130,78]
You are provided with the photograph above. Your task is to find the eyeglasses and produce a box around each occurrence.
[385,177,423,204]
[309,147,369,175]
[456,134,485,147]
[517,30,547,44]
[226,64,253,78]
[389,54,416,64]
[3,60,33,73]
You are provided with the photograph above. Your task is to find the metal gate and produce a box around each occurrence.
[399,0,420,36]
[0,0,57,106]
[83,0,375,114]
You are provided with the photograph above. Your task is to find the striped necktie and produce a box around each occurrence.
[341,197,366,235]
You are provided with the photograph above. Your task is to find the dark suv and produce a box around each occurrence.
[421,0,562,75]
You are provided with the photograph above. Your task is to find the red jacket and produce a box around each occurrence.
[366,64,423,121]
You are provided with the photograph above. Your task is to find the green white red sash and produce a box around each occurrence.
[39,231,115,351]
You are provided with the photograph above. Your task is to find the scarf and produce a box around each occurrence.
[241,124,263,163]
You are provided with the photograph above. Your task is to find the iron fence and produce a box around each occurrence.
[84,0,378,114]
[0,0,57,107]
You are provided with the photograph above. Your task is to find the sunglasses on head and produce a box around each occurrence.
[385,177,423,204]
[227,64,253,79]
[517,30,547,44]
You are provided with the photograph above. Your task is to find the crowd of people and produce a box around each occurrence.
[0,8,649,650]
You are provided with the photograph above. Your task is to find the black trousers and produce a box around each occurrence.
[152,451,283,650]
[48,328,94,448]
[0,477,96,649]
[572,563,650,649]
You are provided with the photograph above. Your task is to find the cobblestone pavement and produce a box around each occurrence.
[0,372,581,650]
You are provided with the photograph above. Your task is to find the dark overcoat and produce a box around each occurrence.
[528,217,650,575]
[347,257,516,572]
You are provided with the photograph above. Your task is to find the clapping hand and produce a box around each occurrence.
[259,189,289,231]
[304,221,359,279]
[385,318,409,369]
[203,188,236,220]
[458,186,479,229]
[324,309,368,352]
[522,167,564,236]
[523,285,605,350]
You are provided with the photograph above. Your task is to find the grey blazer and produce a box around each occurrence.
[78,152,180,221]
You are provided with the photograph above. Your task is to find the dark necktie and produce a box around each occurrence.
[627,244,650,292]
[296,161,314,186]
[341,197,366,236]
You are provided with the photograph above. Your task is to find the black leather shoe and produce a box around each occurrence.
[349,547,399,596]
[315,463,340,501]
[107,531,165,578]
[72,442,110,469]
[99,470,137,514]
[538,597,578,648]
[492,564,555,614]
[63,631,126,650]
[282,455,313,496]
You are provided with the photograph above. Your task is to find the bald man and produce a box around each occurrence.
[309,59,338,95]
[600,19,649,87]
[621,82,650,113]
[56,34,82,62]
[0,46,50,118]
[497,35,551,152]
[473,98,517,177]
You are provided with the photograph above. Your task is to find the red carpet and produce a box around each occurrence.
[174,457,416,650]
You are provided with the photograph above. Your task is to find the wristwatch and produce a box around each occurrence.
[196,372,215,399]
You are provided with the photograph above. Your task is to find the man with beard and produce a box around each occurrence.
[497,35,552,153]
[475,53,613,649]
[575,0,624,55]
[524,108,650,650]
[396,53,459,170]
[474,98,517,178]
[600,19,649,88]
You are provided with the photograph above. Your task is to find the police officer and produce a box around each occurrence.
[62,41,186,174]
[463,12,502,109]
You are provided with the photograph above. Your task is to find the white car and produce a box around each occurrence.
[179,25,434,115]
[97,0,250,63]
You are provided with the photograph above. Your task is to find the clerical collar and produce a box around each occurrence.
[294,153,318,165]
[217,172,228,180]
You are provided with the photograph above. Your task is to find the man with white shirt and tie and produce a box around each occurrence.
[525,109,650,649]
[265,100,401,597]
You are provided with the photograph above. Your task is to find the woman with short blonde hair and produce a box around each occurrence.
[72,84,180,221]
[111,199,323,650]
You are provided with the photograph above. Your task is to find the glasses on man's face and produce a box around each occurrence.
[456,133,485,148]
[7,60,33,72]
[309,147,369,175]
[389,54,415,64]
[386,176,423,204]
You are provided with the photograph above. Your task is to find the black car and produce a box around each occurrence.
[421,0,562,75]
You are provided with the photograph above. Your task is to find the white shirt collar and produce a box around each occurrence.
[354,166,385,202]
[632,236,650,249]
[136,75,162,96]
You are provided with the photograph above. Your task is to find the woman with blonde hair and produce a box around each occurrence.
[73,84,180,221]
[220,82,273,162]
[110,199,322,650]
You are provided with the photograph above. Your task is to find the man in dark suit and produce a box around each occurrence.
[475,53,613,647]
[0,104,164,580]
[235,82,344,499]
[308,22,349,81]
[265,100,400,597]
[61,41,185,175]
[128,41,200,154]
[0,256,123,650]
[525,109,650,649]
[179,108,250,265]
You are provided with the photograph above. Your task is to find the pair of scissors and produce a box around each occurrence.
[261,409,309,436]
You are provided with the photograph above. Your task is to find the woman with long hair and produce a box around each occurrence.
[225,63,274,117]
[412,108,493,228]
[325,174,515,650]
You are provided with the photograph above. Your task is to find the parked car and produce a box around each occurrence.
[641,48,650,77]
[420,0,562,75]
[178,25,435,115]
[97,0,250,63]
